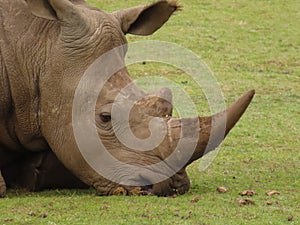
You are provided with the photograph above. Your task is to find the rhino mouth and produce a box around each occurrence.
[140,185,154,195]
[137,171,190,196]
[133,184,179,196]
[138,183,190,197]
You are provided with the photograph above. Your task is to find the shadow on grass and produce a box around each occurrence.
[6,187,96,198]
[6,183,215,199]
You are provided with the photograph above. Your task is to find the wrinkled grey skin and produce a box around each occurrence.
[0,0,255,197]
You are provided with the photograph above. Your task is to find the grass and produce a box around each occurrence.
[1,0,299,224]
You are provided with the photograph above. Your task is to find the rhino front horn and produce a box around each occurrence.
[186,89,255,165]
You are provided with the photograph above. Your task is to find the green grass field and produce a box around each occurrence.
[1,0,299,224]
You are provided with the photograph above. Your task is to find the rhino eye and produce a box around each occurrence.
[100,113,111,123]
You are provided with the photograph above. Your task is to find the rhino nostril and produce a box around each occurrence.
[176,184,190,195]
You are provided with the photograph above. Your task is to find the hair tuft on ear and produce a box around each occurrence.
[167,0,183,11]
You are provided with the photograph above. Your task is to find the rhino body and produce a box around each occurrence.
[0,0,254,197]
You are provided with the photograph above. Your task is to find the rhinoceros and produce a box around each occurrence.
[0,0,255,197]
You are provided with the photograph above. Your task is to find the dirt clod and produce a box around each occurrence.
[190,196,199,203]
[129,187,142,195]
[266,190,280,196]
[217,186,229,193]
[238,198,255,206]
[40,213,47,218]
[113,187,127,196]
[239,190,256,196]
[28,212,37,217]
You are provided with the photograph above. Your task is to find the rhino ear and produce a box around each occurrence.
[25,0,85,21]
[113,1,181,35]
